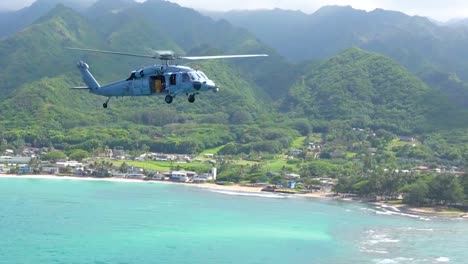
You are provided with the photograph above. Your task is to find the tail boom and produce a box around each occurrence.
[77,61,100,90]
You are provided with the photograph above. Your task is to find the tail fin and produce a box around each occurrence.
[77,61,100,90]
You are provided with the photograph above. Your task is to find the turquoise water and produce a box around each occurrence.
[1,178,467,264]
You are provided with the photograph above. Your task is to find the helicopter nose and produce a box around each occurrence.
[206,80,218,92]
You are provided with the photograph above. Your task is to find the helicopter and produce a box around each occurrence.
[68,47,268,108]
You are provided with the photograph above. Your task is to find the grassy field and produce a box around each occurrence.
[263,156,297,172]
[291,136,307,149]
[387,138,419,150]
[200,145,225,155]
[111,160,212,173]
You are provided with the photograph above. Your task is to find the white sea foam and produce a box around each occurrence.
[435,257,450,262]
[363,232,400,246]
[360,246,389,254]
[374,257,414,264]
[209,190,287,199]
[398,227,434,232]
[370,207,432,221]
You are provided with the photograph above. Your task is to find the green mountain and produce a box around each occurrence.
[0,4,294,154]
[87,0,294,98]
[0,0,95,38]
[213,6,468,108]
[283,48,468,133]
[0,5,103,99]
[0,2,466,169]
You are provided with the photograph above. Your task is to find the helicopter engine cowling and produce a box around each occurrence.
[133,66,164,79]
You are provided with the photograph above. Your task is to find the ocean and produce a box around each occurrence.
[0,178,467,264]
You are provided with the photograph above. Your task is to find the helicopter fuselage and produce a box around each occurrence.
[92,65,218,98]
[71,47,266,107]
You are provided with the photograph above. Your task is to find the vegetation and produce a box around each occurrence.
[335,171,467,207]
[0,1,467,210]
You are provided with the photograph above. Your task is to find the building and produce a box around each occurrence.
[289,149,303,156]
[56,161,83,168]
[41,166,58,174]
[0,156,32,164]
[125,173,145,179]
[193,167,217,182]
[285,173,301,180]
[168,171,189,182]
[399,136,416,142]
[18,166,33,174]
[288,181,297,188]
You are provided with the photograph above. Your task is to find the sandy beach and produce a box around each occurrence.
[0,174,333,198]
[0,174,334,198]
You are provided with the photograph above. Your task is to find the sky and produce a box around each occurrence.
[2,0,468,21]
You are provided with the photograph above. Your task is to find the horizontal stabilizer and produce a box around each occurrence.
[71,86,90,89]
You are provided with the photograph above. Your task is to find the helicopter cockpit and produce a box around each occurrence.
[188,71,208,81]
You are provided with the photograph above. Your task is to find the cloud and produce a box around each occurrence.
[0,0,35,10]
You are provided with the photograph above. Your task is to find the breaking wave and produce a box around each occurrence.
[209,190,288,199]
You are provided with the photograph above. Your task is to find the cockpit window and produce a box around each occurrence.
[189,72,198,81]
[182,73,190,82]
[198,71,208,80]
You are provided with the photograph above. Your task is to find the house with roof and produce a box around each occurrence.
[399,136,416,142]
[0,156,31,164]
[18,166,33,174]
[41,166,59,174]
[166,171,189,182]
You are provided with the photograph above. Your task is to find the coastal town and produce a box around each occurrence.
[0,143,465,195]
[0,147,328,194]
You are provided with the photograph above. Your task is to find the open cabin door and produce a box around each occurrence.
[151,75,166,94]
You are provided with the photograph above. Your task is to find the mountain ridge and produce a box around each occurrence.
[0,1,466,167]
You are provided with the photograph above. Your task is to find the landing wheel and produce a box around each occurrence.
[103,97,110,108]
[188,94,195,103]
[165,95,173,104]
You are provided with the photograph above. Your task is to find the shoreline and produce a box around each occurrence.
[0,174,333,198]
[1,174,466,218]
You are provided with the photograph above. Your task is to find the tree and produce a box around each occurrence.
[68,149,90,161]
[460,174,468,201]
[429,174,465,205]
[291,119,311,136]
[119,162,129,173]
[400,179,429,206]
[229,110,253,124]
[0,138,7,152]
[42,151,66,161]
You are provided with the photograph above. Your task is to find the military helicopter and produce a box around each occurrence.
[68,47,268,108]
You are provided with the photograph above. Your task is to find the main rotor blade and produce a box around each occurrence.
[66,47,159,59]
[180,54,269,60]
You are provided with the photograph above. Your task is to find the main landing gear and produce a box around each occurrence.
[188,94,195,103]
[103,97,111,108]
[165,94,173,104]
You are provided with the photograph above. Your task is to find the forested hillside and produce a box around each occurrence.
[0,2,297,155]
[213,6,468,109]
[215,6,468,76]
[283,48,468,133]
[0,0,467,177]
